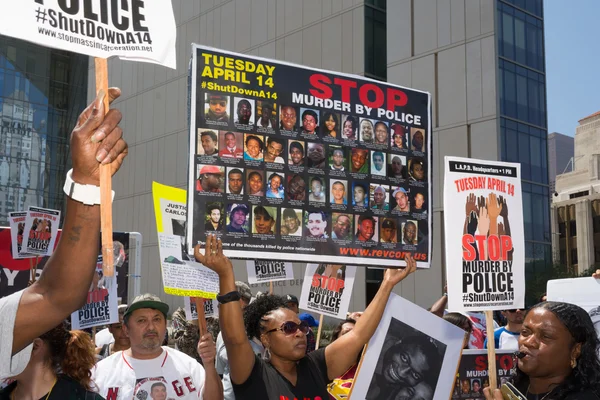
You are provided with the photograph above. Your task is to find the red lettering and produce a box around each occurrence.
[474,235,488,260]
[498,355,513,370]
[475,355,487,370]
[500,235,512,260]
[462,234,477,261]
[308,74,333,99]
[488,235,500,260]
[311,275,321,287]
[358,83,384,108]
[334,77,357,103]
[172,380,184,396]
[387,87,408,109]
[184,376,196,392]
[106,388,119,400]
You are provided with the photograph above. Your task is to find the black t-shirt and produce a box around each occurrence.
[0,375,105,400]
[232,348,330,400]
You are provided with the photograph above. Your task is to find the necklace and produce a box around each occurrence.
[526,385,552,400]
[11,378,57,400]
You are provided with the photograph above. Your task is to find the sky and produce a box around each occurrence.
[545,0,600,136]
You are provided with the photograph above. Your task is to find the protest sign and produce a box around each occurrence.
[351,293,466,400]
[0,228,137,302]
[450,350,517,398]
[547,277,600,339]
[246,260,294,284]
[444,156,525,312]
[8,212,34,259]
[153,182,219,298]
[0,0,177,69]
[184,297,219,320]
[299,264,356,319]
[186,45,432,268]
[22,207,61,257]
[71,260,118,330]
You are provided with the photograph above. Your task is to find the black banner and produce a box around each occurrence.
[187,45,432,267]
[451,350,517,399]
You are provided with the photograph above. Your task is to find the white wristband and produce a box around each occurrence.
[63,169,115,205]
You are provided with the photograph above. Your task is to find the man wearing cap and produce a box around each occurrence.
[196,165,224,193]
[226,205,249,233]
[215,282,263,400]
[380,219,397,243]
[96,304,130,360]
[94,293,223,400]
[298,313,319,354]
[392,187,410,212]
[205,94,229,122]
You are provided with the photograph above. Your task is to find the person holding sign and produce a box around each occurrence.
[193,235,417,400]
[0,89,128,380]
[483,302,600,400]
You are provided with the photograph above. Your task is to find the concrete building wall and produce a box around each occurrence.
[547,132,574,195]
[386,0,497,308]
[89,0,498,314]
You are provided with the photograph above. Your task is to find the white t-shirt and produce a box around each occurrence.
[0,290,33,379]
[93,347,206,399]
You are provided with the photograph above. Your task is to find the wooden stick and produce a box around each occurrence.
[194,297,207,337]
[92,326,96,343]
[315,314,324,349]
[485,310,498,390]
[94,58,115,277]
[269,281,274,295]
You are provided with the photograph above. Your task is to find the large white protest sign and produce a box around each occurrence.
[22,207,61,257]
[351,293,466,400]
[184,297,219,320]
[8,212,34,259]
[0,0,176,69]
[299,264,356,319]
[246,260,294,284]
[444,157,525,312]
[547,277,600,338]
[71,258,118,330]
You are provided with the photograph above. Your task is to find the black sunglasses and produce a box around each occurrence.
[265,321,310,336]
[506,308,526,313]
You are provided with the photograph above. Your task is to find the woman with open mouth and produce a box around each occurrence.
[483,302,600,400]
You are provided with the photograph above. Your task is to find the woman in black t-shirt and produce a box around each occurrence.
[194,235,417,400]
[483,302,600,400]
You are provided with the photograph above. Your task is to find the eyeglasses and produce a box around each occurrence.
[506,309,525,313]
[265,321,310,336]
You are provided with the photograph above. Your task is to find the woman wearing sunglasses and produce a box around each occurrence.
[194,235,417,400]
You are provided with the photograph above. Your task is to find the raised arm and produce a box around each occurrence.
[324,254,417,380]
[429,283,448,317]
[13,88,128,354]
[194,236,256,385]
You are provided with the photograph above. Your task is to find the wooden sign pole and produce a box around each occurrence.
[315,314,324,349]
[485,310,498,390]
[94,58,115,277]
[269,281,274,295]
[194,297,207,337]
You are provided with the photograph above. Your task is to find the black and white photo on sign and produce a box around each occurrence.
[351,293,467,400]
[247,260,294,284]
[299,264,356,319]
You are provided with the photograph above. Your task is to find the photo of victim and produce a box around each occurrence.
[365,318,446,400]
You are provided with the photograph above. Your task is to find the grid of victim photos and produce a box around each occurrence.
[194,92,428,248]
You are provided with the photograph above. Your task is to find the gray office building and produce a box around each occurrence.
[93,0,549,310]
[548,132,574,195]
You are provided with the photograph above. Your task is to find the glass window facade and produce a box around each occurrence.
[0,35,88,225]
[497,1,551,285]
[365,2,387,81]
